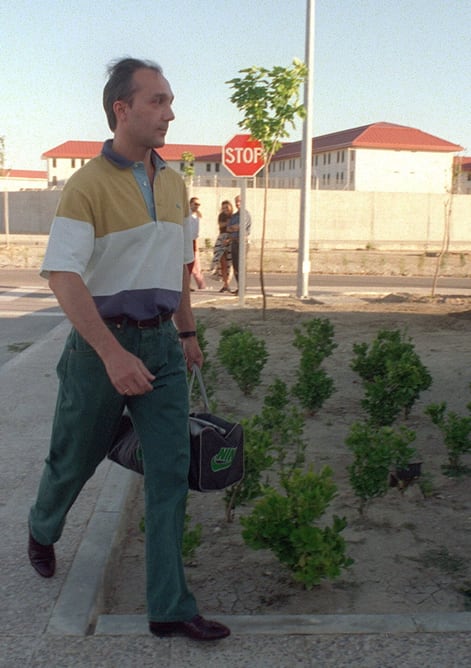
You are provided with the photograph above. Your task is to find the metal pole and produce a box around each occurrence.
[238,179,247,306]
[297,0,315,298]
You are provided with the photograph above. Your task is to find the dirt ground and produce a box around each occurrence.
[104,292,471,617]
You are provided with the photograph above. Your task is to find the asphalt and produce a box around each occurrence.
[2,287,471,667]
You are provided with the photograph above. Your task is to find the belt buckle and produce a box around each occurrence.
[137,315,161,329]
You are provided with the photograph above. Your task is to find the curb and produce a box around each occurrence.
[46,464,139,636]
[95,612,471,637]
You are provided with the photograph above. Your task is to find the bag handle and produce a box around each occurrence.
[189,364,210,411]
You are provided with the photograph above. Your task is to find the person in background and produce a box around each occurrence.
[27,57,230,643]
[227,194,252,295]
[210,199,233,293]
[187,196,206,290]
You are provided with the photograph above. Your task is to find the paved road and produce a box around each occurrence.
[0,269,63,367]
[1,268,470,367]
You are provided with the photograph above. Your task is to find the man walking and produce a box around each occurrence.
[28,57,230,642]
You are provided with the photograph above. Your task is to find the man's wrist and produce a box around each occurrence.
[178,330,197,339]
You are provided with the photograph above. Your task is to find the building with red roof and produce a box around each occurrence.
[41,141,226,187]
[453,156,471,194]
[0,168,47,191]
[40,121,464,193]
[268,122,463,193]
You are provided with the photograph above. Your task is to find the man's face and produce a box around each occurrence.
[119,68,175,149]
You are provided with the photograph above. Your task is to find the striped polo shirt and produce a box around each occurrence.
[41,141,193,320]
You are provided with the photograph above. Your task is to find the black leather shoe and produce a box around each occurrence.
[28,530,55,578]
[149,615,230,641]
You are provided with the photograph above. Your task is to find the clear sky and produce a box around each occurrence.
[1,0,469,170]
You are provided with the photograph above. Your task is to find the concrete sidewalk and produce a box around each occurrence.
[2,300,471,667]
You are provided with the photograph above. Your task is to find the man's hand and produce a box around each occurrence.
[102,347,156,395]
[180,336,203,372]
[49,271,156,395]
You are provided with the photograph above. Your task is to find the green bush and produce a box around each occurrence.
[241,467,353,588]
[224,416,274,522]
[351,329,432,425]
[252,378,306,482]
[224,378,307,521]
[426,401,471,475]
[346,421,417,508]
[217,324,268,395]
[292,318,337,414]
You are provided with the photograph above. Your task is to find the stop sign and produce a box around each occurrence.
[222,134,264,177]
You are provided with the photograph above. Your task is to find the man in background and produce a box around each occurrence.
[227,194,252,295]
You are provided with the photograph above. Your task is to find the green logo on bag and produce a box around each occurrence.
[211,447,237,472]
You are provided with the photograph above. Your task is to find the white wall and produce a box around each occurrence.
[354,149,453,193]
[3,187,471,253]
[0,175,47,191]
[189,187,471,251]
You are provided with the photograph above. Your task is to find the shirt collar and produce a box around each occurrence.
[101,139,166,171]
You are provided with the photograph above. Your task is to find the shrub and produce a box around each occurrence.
[252,377,306,482]
[351,329,432,425]
[292,318,337,414]
[224,378,307,521]
[224,415,274,522]
[217,324,268,395]
[346,421,417,509]
[241,466,353,588]
[426,401,471,475]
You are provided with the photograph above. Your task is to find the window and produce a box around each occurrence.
[81,159,85,166]
[52,158,57,168]
[341,150,345,162]
[327,174,330,184]
[315,155,318,166]
[328,153,331,165]
[206,163,211,172]
[52,175,57,185]
[323,154,327,165]
[215,163,220,173]
[71,159,75,168]
[467,174,471,181]
[180,162,184,171]
[337,151,340,163]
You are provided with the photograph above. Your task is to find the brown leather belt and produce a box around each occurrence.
[104,312,173,329]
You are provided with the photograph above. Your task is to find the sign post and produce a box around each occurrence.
[222,134,264,305]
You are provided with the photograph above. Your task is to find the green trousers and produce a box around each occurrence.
[29,319,198,622]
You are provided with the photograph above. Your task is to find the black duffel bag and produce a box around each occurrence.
[108,366,244,492]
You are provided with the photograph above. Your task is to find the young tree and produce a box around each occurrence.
[227,60,307,315]
[181,151,195,185]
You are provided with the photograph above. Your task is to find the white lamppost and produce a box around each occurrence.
[297,0,315,299]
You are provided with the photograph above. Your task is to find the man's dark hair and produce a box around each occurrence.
[103,58,163,131]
